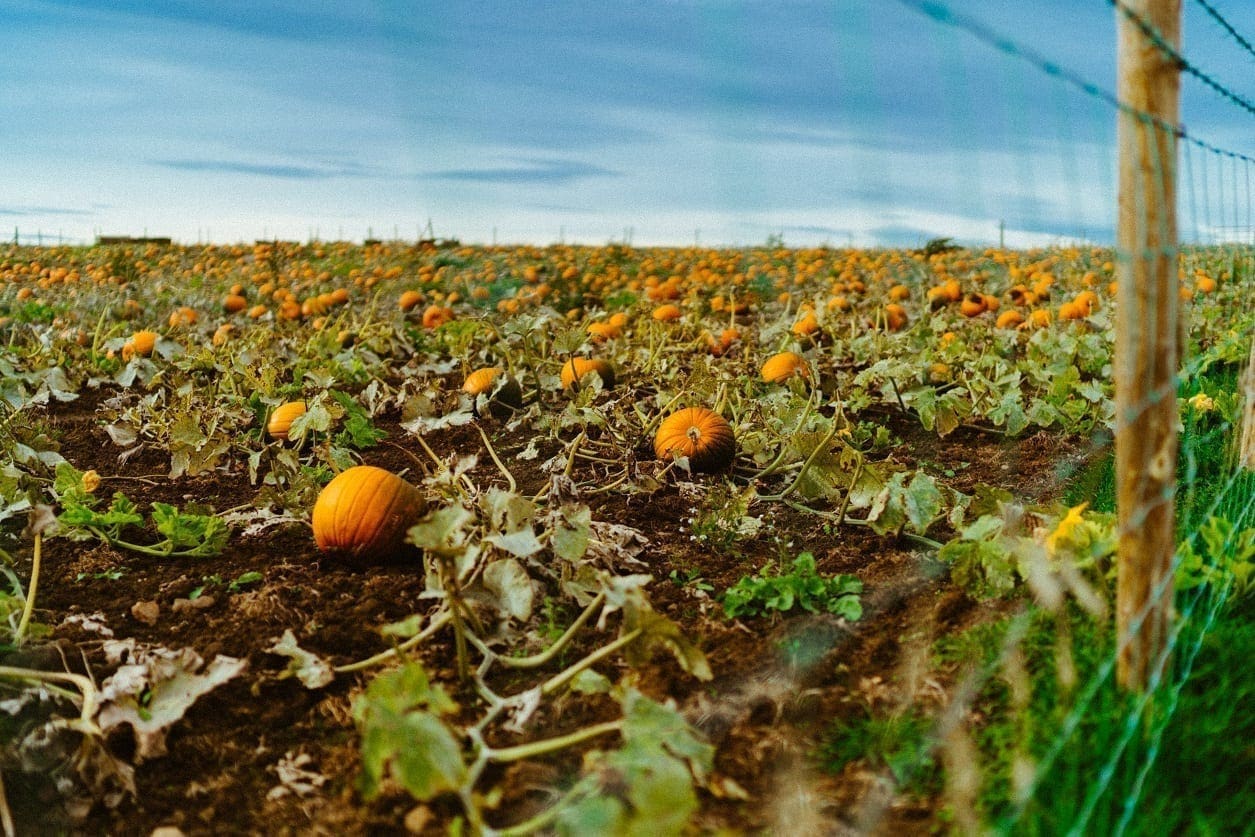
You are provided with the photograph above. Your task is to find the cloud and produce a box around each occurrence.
[0,205,95,216]
[423,159,618,185]
[149,159,376,180]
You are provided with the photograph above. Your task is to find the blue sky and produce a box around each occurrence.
[2,0,1252,248]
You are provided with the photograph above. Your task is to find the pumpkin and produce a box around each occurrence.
[652,304,682,322]
[959,293,987,317]
[561,357,615,390]
[128,330,159,357]
[654,407,736,473]
[422,304,453,328]
[791,311,820,337]
[312,466,428,560]
[884,303,909,331]
[398,290,422,311]
[761,351,809,383]
[463,367,523,417]
[223,293,247,313]
[267,401,307,440]
[586,321,619,342]
[995,310,1025,329]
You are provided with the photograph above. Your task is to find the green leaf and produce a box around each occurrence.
[904,471,943,535]
[354,662,464,801]
[552,504,592,562]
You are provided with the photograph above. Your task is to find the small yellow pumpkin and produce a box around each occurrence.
[312,466,428,560]
[462,367,523,417]
[654,407,736,473]
[267,401,307,440]
[760,351,809,384]
[560,358,615,390]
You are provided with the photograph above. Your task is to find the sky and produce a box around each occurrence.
[2,0,1253,249]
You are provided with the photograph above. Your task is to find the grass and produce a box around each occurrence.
[818,357,1255,833]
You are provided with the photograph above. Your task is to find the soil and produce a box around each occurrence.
[2,383,1090,836]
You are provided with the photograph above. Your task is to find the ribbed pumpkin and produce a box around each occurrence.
[561,357,615,390]
[654,407,736,473]
[267,401,307,440]
[761,351,809,384]
[312,466,427,560]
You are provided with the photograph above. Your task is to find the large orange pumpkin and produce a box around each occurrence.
[654,407,736,473]
[312,466,428,560]
[267,401,307,440]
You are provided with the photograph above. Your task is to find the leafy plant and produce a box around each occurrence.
[57,490,229,558]
[722,552,862,620]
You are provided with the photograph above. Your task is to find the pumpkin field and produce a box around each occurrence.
[0,238,1252,834]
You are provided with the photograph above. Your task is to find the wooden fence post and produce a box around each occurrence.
[1114,0,1181,691]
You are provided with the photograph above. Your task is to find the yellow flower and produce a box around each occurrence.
[1187,392,1215,414]
[1047,503,1089,555]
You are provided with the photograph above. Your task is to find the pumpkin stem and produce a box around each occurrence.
[686,425,702,443]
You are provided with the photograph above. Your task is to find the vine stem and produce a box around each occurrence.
[751,386,821,480]
[0,666,100,727]
[492,782,589,837]
[333,610,452,673]
[475,423,517,493]
[758,418,842,502]
[469,593,605,671]
[14,532,40,647]
[541,628,643,696]
[484,719,622,763]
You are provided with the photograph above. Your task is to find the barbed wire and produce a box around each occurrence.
[1191,0,1255,66]
[1109,0,1255,119]
[890,0,1255,166]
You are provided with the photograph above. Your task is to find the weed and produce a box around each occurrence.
[722,552,862,620]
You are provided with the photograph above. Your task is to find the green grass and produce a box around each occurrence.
[820,356,1255,833]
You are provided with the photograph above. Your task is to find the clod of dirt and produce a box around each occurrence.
[171,596,215,614]
[131,601,160,625]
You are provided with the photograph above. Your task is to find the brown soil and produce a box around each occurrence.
[2,384,1087,836]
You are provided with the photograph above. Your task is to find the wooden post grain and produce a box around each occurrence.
[1114,0,1180,691]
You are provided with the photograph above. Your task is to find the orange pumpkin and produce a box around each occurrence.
[463,367,523,417]
[995,310,1025,329]
[312,466,428,560]
[398,290,422,311]
[884,304,909,331]
[560,357,615,390]
[959,293,987,317]
[223,293,247,313]
[791,311,820,337]
[267,401,307,440]
[586,321,620,342]
[760,351,809,383]
[128,330,158,357]
[422,304,453,328]
[652,304,682,322]
[654,407,736,473]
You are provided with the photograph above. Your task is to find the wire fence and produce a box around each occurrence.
[839,0,1255,833]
